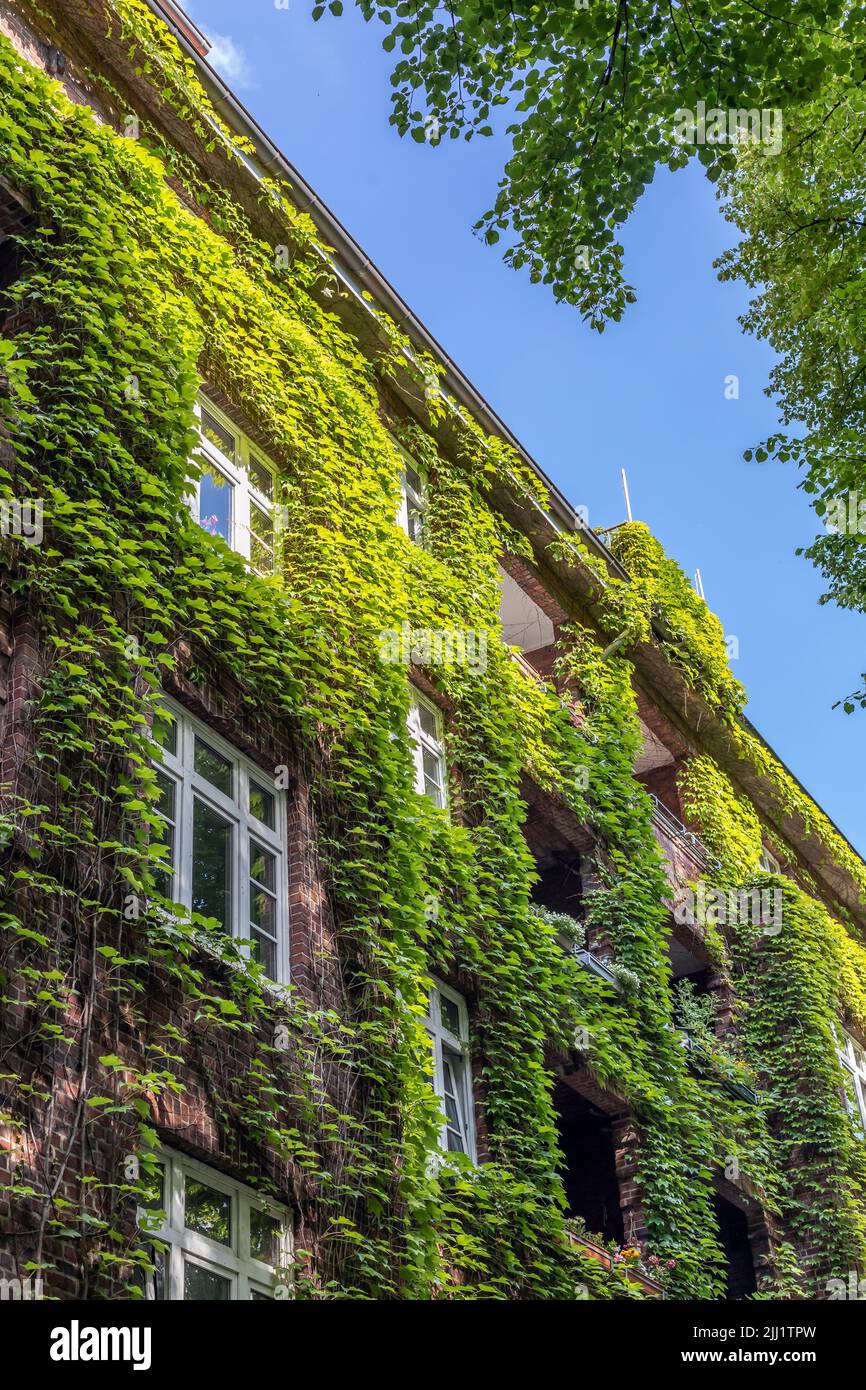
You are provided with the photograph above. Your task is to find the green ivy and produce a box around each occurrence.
[0,0,862,1303]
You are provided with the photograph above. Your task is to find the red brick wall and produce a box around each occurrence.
[0,618,343,1294]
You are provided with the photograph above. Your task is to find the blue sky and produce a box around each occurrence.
[186,0,866,855]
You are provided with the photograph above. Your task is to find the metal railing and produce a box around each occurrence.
[679,1032,759,1106]
[648,793,721,874]
[572,945,622,992]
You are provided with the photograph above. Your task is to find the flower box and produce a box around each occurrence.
[567,1231,613,1270]
[624,1267,665,1299]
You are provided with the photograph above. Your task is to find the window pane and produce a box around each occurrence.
[250,839,276,892]
[249,780,275,829]
[154,770,176,819]
[183,1259,232,1300]
[442,1054,466,1154]
[200,408,236,463]
[250,885,276,938]
[153,771,176,896]
[407,506,425,546]
[418,703,439,741]
[403,466,427,547]
[192,799,232,929]
[152,713,177,755]
[251,1288,274,1300]
[439,994,461,1038]
[184,1176,232,1246]
[248,454,274,500]
[194,737,233,796]
[422,747,444,806]
[251,929,276,979]
[249,833,277,979]
[199,462,233,545]
[250,1207,282,1264]
[138,1244,168,1301]
[250,501,275,576]
[138,1162,165,1219]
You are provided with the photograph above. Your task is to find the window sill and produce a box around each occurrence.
[149,903,291,1004]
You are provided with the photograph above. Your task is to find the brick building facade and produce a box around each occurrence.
[1,0,866,1303]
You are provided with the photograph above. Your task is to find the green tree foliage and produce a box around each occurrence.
[719,87,866,706]
[338,2,866,323]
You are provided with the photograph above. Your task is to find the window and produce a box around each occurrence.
[408,691,447,808]
[396,445,428,547]
[836,1027,866,1137]
[192,396,280,576]
[425,981,475,1159]
[759,847,781,875]
[152,700,288,982]
[138,1151,292,1301]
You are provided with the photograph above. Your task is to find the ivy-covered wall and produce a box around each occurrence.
[0,0,864,1302]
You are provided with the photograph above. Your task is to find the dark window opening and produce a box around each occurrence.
[0,236,19,294]
[713,1193,757,1299]
[668,931,713,989]
[531,852,583,919]
[0,237,23,335]
[0,206,33,333]
[554,1083,623,1245]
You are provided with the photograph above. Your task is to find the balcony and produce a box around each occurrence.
[679,1031,760,1106]
[572,945,621,992]
[649,792,720,880]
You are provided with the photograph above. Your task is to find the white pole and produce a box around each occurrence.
[694,568,705,600]
[620,468,633,523]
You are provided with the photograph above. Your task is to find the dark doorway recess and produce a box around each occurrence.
[554,1083,623,1245]
[531,853,582,918]
[713,1192,757,1299]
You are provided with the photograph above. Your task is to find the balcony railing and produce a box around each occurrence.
[572,945,622,992]
[679,1031,759,1106]
[648,793,720,874]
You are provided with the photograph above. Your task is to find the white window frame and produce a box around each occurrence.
[152,697,289,984]
[408,690,447,809]
[425,979,476,1160]
[759,846,781,875]
[395,440,429,547]
[836,1026,866,1137]
[138,1149,292,1301]
[192,394,280,576]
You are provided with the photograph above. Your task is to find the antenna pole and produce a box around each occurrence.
[620,468,633,523]
[694,568,705,601]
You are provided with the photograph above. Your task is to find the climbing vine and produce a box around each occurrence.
[0,0,863,1304]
